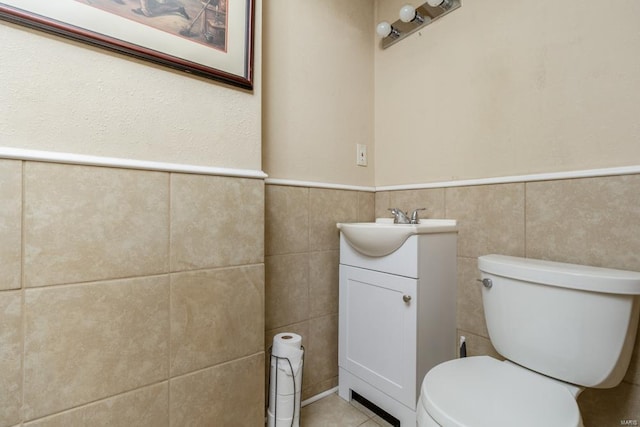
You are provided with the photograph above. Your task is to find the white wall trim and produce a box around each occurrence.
[301,386,339,407]
[265,166,640,192]
[0,147,268,179]
[265,178,375,192]
[376,165,640,191]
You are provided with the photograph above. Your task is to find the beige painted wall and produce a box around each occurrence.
[0,3,262,171]
[375,0,640,186]
[262,0,375,187]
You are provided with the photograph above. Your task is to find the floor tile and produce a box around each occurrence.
[301,393,369,427]
[301,391,400,427]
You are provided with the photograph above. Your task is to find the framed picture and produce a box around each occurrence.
[0,0,255,89]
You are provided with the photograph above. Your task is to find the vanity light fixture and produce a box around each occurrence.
[376,21,400,39]
[377,0,461,49]
[399,4,425,24]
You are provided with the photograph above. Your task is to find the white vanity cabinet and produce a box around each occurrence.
[338,229,457,426]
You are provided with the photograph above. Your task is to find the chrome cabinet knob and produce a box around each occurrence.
[403,295,412,303]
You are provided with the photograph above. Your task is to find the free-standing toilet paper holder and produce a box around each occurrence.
[267,345,305,427]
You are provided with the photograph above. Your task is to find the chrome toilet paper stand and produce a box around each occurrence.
[267,345,305,427]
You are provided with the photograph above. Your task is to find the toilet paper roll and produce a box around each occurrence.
[269,332,304,426]
[272,333,304,376]
[267,408,300,427]
[267,391,301,422]
[269,357,304,396]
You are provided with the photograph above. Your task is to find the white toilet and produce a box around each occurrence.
[417,254,640,427]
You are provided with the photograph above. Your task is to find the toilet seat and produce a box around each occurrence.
[419,356,582,427]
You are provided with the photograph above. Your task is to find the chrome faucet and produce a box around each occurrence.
[388,208,411,224]
[388,207,426,224]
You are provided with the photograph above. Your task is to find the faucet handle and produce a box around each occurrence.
[410,208,426,224]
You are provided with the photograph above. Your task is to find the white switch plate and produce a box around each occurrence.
[356,144,367,166]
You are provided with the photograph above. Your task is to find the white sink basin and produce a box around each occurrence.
[337,218,458,257]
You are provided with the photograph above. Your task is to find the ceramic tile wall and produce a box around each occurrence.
[0,159,265,426]
[264,185,374,400]
[376,174,640,426]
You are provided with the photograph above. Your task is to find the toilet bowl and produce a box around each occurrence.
[417,357,583,427]
[418,254,640,427]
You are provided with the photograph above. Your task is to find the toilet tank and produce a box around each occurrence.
[478,254,640,388]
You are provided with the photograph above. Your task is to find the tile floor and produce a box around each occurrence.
[300,392,394,427]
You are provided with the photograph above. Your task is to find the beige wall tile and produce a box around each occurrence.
[302,376,338,401]
[445,184,525,258]
[389,188,446,220]
[374,191,391,219]
[264,186,363,407]
[0,160,21,290]
[170,265,264,377]
[309,189,358,251]
[457,256,488,338]
[624,329,640,385]
[23,276,169,420]
[376,189,446,222]
[357,192,375,222]
[526,175,640,412]
[265,253,309,330]
[578,381,640,427]
[24,382,169,427]
[0,291,22,427]
[170,174,264,271]
[526,175,640,271]
[24,162,169,287]
[309,250,339,318]
[170,353,264,426]
[265,185,309,256]
[305,314,338,390]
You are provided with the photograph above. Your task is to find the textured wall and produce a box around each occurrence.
[374,0,640,186]
[262,0,375,187]
[0,3,262,171]
[375,174,640,426]
[0,159,265,426]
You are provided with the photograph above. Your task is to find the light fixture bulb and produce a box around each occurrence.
[399,4,416,23]
[426,0,444,6]
[376,21,392,38]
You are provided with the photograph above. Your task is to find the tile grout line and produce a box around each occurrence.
[20,160,26,424]
[167,172,172,422]
[21,379,170,425]
[25,350,266,424]
[305,186,312,369]
[523,182,528,258]
[20,261,265,291]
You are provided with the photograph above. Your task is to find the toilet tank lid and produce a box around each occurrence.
[478,255,640,295]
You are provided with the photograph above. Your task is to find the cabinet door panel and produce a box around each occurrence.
[339,265,417,407]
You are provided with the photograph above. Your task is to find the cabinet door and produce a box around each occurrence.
[339,265,417,408]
